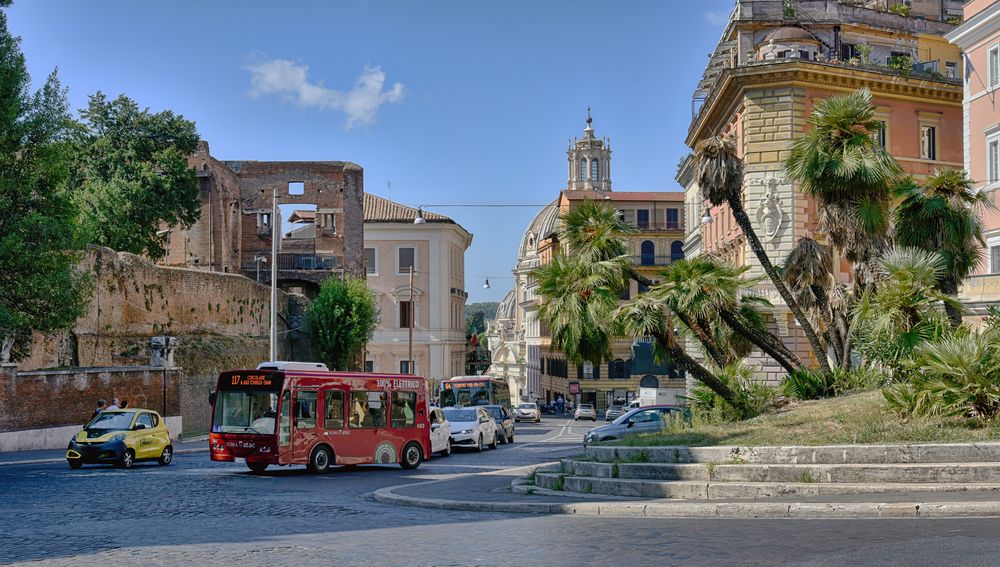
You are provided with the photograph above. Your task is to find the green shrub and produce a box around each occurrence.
[782,368,833,400]
[685,363,777,422]
[832,367,889,395]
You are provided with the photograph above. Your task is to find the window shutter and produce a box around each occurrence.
[594,363,601,380]
[577,364,584,380]
[625,359,632,377]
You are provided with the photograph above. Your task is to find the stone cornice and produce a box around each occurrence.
[945,1,1000,50]
[687,61,963,147]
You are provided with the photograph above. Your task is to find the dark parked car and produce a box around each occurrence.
[583,405,690,445]
[485,405,515,444]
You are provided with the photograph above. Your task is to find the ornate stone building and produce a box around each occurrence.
[679,0,964,381]
[488,115,687,413]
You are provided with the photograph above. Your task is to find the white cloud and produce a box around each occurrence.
[246,58,405,129]
[703,10,730,26]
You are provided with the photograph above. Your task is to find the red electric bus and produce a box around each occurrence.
[209,363,431,474]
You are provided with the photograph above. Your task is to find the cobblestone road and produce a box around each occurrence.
[3,417,1000,566]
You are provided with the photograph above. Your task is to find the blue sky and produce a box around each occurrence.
[8,0,732,303]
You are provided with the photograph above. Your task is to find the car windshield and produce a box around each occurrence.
[212,390,279,435]
[87,411,135,431]
[485,407,506,419]
[443,408,477,422]
[517,403,536,410]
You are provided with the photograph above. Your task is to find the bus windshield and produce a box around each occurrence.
[212,390,279,435]
[440,379,511,408]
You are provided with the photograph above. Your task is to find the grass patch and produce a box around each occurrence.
[582,481,593,494]
[796,470,818,484]
[608,391,1000,447]
[611,463,620,478]
[553,475,565,491]
[615,450,650,463]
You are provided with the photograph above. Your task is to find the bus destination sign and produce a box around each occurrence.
[221,373,282,391]
[443,381,486,390]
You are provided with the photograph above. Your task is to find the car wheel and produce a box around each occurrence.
[489,432,498,450]
[247,461,269,474]
[307,445,334,474]
[508,433,514,444]
[118,449,135,469]
[441,438,452,457]
[476,434,484,452]
[400,442,423,470]
[158,445,173,466]
[67,460,82,469]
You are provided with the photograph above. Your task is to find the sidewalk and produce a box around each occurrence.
[0,436,208,466]
[374,464,1000,519]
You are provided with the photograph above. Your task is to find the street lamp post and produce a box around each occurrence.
[270,186,279,362]
[407,266,414,375]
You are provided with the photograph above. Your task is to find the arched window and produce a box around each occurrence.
[580,158,587,181]
[640,241,655,266]
[671,241,684,261]
[591,158,600,181]
[610,358,627,379]
[640,375,659,389]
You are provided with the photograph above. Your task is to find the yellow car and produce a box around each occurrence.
[66,409,173,469]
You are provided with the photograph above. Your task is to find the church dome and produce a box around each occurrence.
[518,198,560,257]
[762,26,817,44]
[496,289,517,321]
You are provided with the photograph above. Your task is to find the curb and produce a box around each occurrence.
[373,476,1000,519]
[0,447,208,467]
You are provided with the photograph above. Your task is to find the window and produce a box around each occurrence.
[580,158,587,180]
[288,181,304,195]
[921,126,937,160]
[321,212,336,234]
[610,358,627,379]
[636,209,650,229]
[945,61,957,79]
[279,391,290,445]
[400,360,414,375]
[391,391,417,428]
[990,45,999,90]
[666,208,679,230]
[582,361,594,380]
[992,246,1000,274]
[840,43,858,61]
[295,391,317,429]
[640,240,655,266]
[364,360,375,372]
[349,390,386,428]
[888,51,910,67]
[671,241,684,261]
[400,301,413,329]
[259,212,272,233]
[873,121,887,149]
[364,248,377,275]
[136,413,154,429]
[591,158,600,181]
[398,247,415,273]
[324,390,345,429]
[798,50,811,60]
[989,137,999,184]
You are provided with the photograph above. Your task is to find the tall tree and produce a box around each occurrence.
[0,6,90,361]
[306,277,380,371]
[894,169,994,327]
[68,92,201,259]
[696,137,833,376]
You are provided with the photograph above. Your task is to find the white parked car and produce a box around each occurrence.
[514,402,541,423]
[443,406,498,452]
[574,403,597,421]
[428,407,452,457]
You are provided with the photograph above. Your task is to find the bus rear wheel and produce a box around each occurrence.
[400,442,423,470]
[247,461,269,474]
[308,446,334,474]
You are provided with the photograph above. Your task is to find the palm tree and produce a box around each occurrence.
[696,136,833,376]
[894,169,995,327]
[651,256,804,375]
[531,201,749,413]
[784,88,901,290]
[783,237,850,369]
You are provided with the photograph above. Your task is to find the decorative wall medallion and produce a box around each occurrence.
[755,177,784,242]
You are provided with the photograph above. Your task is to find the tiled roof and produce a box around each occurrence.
[363,193,453,223]
[562,190,685,202]
[288,210,316,223]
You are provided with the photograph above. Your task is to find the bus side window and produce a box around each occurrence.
[296,391,317,429]
[350,391,387,428]
[391,391,416,428]
[324,390,344,429]
[279,390,291,446]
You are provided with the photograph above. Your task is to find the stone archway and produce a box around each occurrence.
[639,375,659,389]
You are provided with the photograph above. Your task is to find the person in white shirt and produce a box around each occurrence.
[106,397,120,411]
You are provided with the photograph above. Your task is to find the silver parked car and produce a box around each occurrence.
[514,402,541,423]
[574,403,597,421]
[584,405,689,445]
[604,404,624,421]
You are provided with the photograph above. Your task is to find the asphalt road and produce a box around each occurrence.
[3,416,1000,566]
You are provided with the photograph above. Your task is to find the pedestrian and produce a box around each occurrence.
[107,397,120,411]
[119,400,129,409]
[91,399,106,419]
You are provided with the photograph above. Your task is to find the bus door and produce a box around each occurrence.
[320,385,348,463]
[343,388,390,464]
[291,388,319,463]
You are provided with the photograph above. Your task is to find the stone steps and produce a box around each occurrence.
[535,472,1000,500]
[584,443,1000,465]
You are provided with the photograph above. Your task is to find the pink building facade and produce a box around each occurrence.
[947,0,1000,274]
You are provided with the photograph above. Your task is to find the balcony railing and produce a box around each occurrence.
[630,221,682,232]
[241,253,342,272]
[633,254,682,267]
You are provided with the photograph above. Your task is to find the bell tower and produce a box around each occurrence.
[567,108,612,192]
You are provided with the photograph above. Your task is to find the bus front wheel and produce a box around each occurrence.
[308,446,334,474]
[247,461,268,474]
[400,442,423,470]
